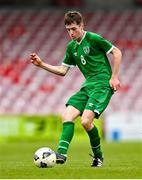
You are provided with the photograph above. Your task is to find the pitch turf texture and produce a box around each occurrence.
[0,139,142,179]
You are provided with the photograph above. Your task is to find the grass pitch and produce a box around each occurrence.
[0,138,142,179]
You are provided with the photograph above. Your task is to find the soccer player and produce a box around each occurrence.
[30,11,122,167]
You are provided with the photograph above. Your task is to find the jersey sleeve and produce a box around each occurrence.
[94,34,114,54]
[62,44,76,67]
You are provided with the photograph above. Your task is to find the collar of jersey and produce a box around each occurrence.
[76,31,87,45]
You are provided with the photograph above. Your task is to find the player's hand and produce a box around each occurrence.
[30,53,42,66]
[109,77,121,91]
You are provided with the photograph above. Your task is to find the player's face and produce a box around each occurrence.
[65,22,84,42]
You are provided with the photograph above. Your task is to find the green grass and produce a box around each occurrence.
[0,138,142,179]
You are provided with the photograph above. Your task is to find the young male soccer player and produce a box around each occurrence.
[30,11,122,167]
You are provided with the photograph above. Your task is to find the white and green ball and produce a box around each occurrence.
[34,147,56,168]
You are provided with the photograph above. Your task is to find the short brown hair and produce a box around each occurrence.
[64,11,83,25]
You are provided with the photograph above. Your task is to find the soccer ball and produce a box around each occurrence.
[33,147,56,168]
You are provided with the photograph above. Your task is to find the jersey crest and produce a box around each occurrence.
[83,46,90,54]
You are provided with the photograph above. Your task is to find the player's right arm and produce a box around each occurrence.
[30,53,69,76]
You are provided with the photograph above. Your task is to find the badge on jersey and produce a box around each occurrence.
[83,46,90,54]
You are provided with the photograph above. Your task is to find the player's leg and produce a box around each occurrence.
[56,89,87,164]
[81,110,103,167]
[56,105,81,164]
[81,87,113,167]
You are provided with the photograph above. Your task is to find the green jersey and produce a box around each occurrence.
[62,31,114,87]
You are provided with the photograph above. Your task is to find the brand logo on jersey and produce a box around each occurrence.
[83,46,90,54]
[88,103,94,107]
[74,52,77,56]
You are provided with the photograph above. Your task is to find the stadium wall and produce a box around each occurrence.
[0,0,137,9]
[105,112,142,141]
[0,115,103,142]
[83,0,135,9]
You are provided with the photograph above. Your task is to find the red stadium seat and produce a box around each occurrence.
[0,9,142,114]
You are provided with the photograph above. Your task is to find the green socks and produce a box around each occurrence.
[57,122,102,158]
[57,121,74,155]
[87,125,103,158]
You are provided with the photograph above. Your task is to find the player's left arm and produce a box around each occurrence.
[110,46,122,91]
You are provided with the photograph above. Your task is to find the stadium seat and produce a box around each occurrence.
[0,9,142,114]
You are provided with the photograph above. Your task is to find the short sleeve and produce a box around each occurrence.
[62,44,76,67]
[94,34,114,54]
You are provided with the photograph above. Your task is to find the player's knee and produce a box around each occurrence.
[62,106,80,122]
[62,112,74,122]
[81,120,88,129]
[81,117,92,131]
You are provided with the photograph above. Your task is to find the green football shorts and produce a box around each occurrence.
[66,85,114,119]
